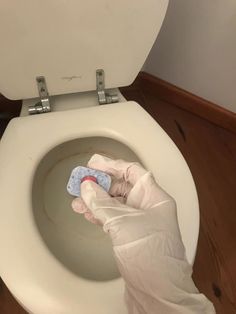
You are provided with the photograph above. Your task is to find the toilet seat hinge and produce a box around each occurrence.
[96,69,119,105]
[28,76,51,115]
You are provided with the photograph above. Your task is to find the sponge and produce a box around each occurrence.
[67,166,111,197]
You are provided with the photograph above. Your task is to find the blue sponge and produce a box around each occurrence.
[67,166,111,197]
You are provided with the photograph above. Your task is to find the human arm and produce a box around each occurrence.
[72,154,215,314]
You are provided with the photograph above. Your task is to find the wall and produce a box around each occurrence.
[144,0,236,113]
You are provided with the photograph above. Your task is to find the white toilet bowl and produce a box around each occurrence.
[0,1,199,313]
[0,99,199,314]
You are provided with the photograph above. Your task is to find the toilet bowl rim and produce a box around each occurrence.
[0,101,199,312]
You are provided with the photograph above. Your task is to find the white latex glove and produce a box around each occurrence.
[72,154,215,314]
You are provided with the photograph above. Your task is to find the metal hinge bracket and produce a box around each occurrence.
[28,76,51,114]
[96,69,119,105]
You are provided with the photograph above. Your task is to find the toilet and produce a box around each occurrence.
[0,1,199,314]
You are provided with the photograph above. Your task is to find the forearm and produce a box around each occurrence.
[113,234,215,314]
[74,156,216,314]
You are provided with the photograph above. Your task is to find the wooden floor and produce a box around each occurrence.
[0,74,236,313]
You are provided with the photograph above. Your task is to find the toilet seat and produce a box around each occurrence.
[0,101,199,314]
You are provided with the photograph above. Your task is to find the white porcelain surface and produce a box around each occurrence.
[0,102,199,313]
[0,0,169,99]
[33,137,140,282]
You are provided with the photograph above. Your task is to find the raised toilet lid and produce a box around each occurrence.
[0,0,169,100]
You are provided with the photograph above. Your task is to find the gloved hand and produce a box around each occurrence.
[72,154,215,314]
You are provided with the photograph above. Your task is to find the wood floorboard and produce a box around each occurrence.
[0,74,236,313]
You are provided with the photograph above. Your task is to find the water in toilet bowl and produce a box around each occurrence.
[32,137,141,282]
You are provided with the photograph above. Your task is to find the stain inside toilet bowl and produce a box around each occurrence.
[32,137,141,281]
